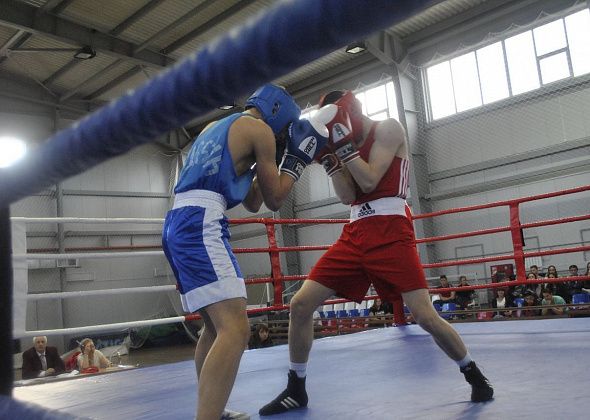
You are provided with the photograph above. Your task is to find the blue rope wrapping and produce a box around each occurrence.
[0,0,438,205]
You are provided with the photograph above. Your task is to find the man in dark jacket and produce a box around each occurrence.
[21,336,65,379]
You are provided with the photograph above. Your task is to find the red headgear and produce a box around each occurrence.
[318,90,363,141]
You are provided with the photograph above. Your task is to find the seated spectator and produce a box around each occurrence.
[525,272,542,298]
[77,338,111,371]
[567,264,584,297]
[432,275,456,306]
[529,264,541,278]
[21,336,65,379]
[455,275,474,309]
[546,265,558,278]
[521,291,541,317]
[369,298,392,316]
[541,288,567,316]
[508,274,527,299]
[491,288,513,318]
[583,262,590,293]
[545,271,571,303]
[248,324,274,349]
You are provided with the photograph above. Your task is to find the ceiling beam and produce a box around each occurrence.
[0,0,173,69]
[0,31,31,66]
[162,0,256,55]
[45,0,167,94]
[39,0,75,14]
[83,65,142,101]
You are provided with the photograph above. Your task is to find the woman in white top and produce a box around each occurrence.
[491,288,513,318]
[77,338,111,371]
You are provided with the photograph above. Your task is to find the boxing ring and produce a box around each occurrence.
[1,0,590,418]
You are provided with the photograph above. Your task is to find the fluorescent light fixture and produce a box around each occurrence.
[345,41,366,54]
[74,46,96,60]
[0,136,27,168]
[218,104,236,110]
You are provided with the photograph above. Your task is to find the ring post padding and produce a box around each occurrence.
[0,207,14,396]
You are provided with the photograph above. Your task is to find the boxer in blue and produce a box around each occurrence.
[162,84,328,420]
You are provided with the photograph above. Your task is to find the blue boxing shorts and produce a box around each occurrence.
[162,190,246,313]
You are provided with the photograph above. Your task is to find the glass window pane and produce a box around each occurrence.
[566,9,590,76]
[426,61,456,120]
[450,52,482,112]
[533,19,567,56]
[539,52,570,84]
[356,91,367,115]
[385,81,399,121]
[505,31,540,95]
[365,86,387,114]
[371,112,389,121]
[476,42,510,104]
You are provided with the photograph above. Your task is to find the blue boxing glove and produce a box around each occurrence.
[280,117,328,181]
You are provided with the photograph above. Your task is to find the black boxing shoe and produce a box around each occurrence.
[259,370,308,416]
[461,361,494,402]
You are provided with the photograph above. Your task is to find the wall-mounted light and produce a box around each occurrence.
[0,136,27,168]
[345,41,366,54]
[74,46,96,60]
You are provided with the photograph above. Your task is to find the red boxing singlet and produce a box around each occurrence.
[352,123,409,205]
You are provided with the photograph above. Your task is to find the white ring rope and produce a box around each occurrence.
[21,316,189,338]
[11,217,164,224]
[16,251,164,260]
[26,285,177,300]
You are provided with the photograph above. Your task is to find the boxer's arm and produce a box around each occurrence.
[243,177,263,213]
[345,119,405,193]
[330,165,357,205]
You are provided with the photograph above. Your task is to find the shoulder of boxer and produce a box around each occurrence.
[374,118,406,152]
[231,114,276,160]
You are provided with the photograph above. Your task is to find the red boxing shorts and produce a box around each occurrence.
[308,215,427,303]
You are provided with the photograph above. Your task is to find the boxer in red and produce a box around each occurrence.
[259,90,493,416]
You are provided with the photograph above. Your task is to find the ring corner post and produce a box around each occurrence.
[0,206,14,396]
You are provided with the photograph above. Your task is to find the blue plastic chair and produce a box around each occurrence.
[572,293,590,304]
[441,303,456,319]
[360,308,370,317]
[336,309,348,318]
[325,310,336,318]
[348,309,360,317]
[433,303,442,312]
[513,298,524,307]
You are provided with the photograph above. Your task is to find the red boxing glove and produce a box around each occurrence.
[314,104,360,164]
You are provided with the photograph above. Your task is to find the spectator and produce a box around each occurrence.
[248,324,274,349]
[21,336,65,379]
[433,275,456,306]
[521,291,541,317]
[541,288,567,316]
[525,272,542,298]
[77,338,111,371]
[567,264,584,297]
[455,276,474,309]
[529,265,540,278]
[544,271,570,303]
[546,265,558,277]
[491,288,513,318]
[583,262,590,293]
[508,274,527,299]
[369,298,391,316]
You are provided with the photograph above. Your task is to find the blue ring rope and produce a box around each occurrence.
[0,0,438,205]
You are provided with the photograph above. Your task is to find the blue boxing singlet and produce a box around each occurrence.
[174,113,255,209]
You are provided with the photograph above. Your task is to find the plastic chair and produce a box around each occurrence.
[441,303,456,319]
[348,309,360,317]
[360,308,370,317]
[433,303,442,312]
[572,293,590,304]
[513,298,525,307]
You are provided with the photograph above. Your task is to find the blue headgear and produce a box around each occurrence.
[245,84,301,135]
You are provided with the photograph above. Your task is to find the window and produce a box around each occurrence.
[425,8,590,120]
[302,80,400,122]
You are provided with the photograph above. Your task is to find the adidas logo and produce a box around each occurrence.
[357,202,376,218]
[280,396,301,410]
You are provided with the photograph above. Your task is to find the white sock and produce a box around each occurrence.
[289,361,307,378]
[456,353,473,368]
